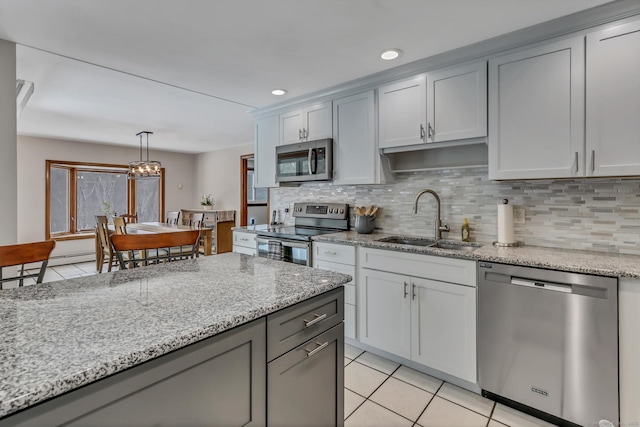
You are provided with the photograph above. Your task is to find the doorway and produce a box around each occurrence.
[240,154,269,226]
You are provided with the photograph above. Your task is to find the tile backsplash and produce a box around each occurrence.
[270,167,640,255]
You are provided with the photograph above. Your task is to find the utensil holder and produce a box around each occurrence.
[355,215,375,234]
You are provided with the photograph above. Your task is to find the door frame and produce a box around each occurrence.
[240,154,269,227]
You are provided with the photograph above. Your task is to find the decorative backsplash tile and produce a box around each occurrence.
[270,167,640,255]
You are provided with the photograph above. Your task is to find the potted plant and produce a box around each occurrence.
[100,201,117,220]
[201,194,214,210]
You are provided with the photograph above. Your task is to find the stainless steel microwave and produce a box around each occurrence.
[276,139,333,183]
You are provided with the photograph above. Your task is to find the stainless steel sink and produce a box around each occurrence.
[377,236,482,252]
[377,236,436,247]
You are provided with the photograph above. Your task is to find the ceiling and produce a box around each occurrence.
[0,0,615,154]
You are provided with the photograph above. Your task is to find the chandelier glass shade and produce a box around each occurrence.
[128,131,161,180]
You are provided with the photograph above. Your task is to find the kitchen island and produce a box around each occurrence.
[0,253,350,426]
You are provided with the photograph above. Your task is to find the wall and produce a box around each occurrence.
[194,143,253,224]
[271,167,640,255]
[17,135,197,262]
[0,39,17,246]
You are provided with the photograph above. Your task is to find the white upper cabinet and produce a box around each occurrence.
[586,19,640,177]
[280,101,332,145]
[254,115,280,188]
[378,76,427,149]
[333,91,383,185]
[426,61,487,143]
[488,37,585,180]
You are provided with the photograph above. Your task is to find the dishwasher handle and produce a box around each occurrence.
[510,277,571,293]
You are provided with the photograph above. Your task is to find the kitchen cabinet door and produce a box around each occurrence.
[333,91,381,185]
[488,37,585,180]
[411,277,476,383]
[304,101,333,141]
[426,61,487,143]
[358,268,411,359]
[379,75,427,149]
[586,19,640,176]
[280,101,332,145]
[254,115,280,188]
[280,109,305,145]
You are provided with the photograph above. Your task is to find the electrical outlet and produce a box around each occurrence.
[513,208,525,224]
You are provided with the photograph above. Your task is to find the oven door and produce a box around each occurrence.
[256,237,311,266]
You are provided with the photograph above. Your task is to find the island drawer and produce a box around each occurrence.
[267,288,344,361]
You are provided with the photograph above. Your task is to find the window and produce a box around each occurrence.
[46,161,165,240]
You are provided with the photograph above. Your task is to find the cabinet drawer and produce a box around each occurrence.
[313,259,355,285]
[267,288,344,361]
[233,245,256,256]
[267,323,343,427]
[313,242,356,264]
[233,231,256,249]
[359,247,476,287]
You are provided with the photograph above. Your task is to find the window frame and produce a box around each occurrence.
[46,160,165,241]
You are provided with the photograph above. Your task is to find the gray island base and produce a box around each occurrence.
[0,253,349,426]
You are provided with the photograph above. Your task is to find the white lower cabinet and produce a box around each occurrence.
[358,247,477,383]
[312,242,357,339]
[411,277,476,383]
[232,231,256,256]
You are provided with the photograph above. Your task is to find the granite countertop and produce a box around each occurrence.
[313,231,640,278]
[0,254,351,419]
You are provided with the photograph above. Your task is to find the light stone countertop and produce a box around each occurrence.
[0,253,351,419]
[313,230,640,278]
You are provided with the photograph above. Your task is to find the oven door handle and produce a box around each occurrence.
[281,240,311,250]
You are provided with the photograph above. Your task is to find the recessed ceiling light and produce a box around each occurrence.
[381,49,402,60]
[271,89,287,96]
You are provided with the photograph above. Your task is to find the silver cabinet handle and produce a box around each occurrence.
[404,281,408,298]
[323,250,337,256]
[412,283,416,300]
[306,341,329,357]
[239,237,249,241]
[303,313,327,327]
[428,123,434,141]
[574,152,579,173]
[591,150,595,173]
[303,128,308,140]
[420,124,425,140]
[299,129,303,141]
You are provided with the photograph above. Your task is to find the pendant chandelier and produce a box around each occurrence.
[128,131,161,180]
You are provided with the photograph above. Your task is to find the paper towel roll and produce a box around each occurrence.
[497,202,515,244]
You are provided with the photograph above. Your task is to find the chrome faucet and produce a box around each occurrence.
[413,189,450,239]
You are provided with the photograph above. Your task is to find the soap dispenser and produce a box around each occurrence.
[461,218,470,242]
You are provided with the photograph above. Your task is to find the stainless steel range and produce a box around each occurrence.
[256,202,349,266]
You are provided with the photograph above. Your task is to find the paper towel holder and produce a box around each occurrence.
[494,198,519,247]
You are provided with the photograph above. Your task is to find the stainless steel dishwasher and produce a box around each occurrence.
[478,262,618,427]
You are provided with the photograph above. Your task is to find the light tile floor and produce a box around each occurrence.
[344,344,556,427]
[12,263,556,427]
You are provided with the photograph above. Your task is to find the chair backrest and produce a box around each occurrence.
[166,211,180,225]
[121,213,138,224]
[0,240,56,288]
[113,216,127,235]
[188,213,204,228]
[95,215,110,249]
[110,230,200,269]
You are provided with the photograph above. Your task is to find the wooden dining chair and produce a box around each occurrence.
[188,213,204,228]
[113,216,128,235]
[166,211,180,225]
[0,240,56,289]
[110,230,200,269]
[95,215,117,273]
[121,213,138,224]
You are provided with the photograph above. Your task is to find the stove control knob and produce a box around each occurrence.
[328,208,334,213]
[339,208,345,214]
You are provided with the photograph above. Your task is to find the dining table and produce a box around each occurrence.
[95,222,215,271]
